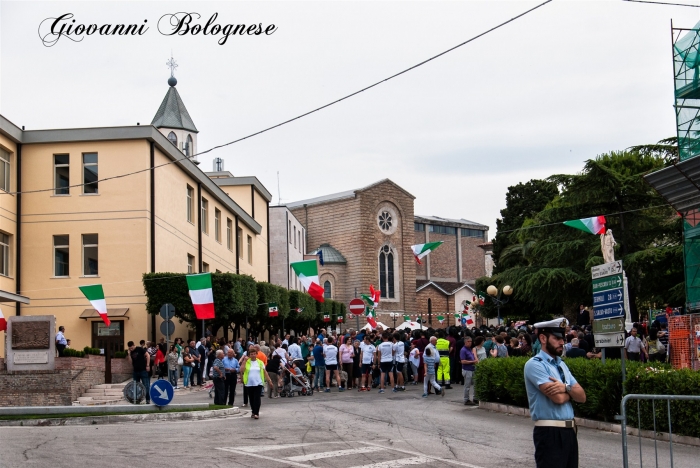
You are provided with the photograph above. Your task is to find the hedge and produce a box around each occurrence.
[83,346,101,356]
[62,348,86,357]
[474,358,700,438]
[113,351,128,359]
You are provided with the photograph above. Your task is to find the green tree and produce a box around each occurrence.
[486,149,683,321]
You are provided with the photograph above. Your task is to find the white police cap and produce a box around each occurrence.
[533,318,568,338]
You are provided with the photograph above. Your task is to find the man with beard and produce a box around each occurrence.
[524,318,586,468]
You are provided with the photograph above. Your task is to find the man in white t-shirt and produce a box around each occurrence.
[288,337,302,361]
[376,331,395,393]
[392,332,406,391]
[359,335,376,391]
[323,336,344,392]
[624,328,646,362]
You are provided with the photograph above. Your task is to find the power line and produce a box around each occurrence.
[2,0,552,197]
[622,0,700,7]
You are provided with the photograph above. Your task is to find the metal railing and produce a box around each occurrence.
[618,394,700,468]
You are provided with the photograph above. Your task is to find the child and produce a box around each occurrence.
[422,347,443,398]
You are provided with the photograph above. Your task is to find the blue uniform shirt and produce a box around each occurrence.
[524,350,577,421]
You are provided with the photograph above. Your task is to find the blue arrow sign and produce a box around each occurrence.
[149,379,174,406]
[593,288,624,307]
[593,302,625,320]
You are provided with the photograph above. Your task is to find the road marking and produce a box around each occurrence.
[349,456,432,467]
[237,442,322,453]
[286,446,385,461]
[362,441,486,468]
[217,447,309,468]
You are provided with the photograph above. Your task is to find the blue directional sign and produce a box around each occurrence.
[149,379,174,406]
[593,288,624,308]
[593,302,625,320]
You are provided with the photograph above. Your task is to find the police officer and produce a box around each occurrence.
[435,330,452,389]
[524,318,586,468]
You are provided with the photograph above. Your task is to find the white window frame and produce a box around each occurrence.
[247,235,253,265]
[0,149,10,193]
[227,218,233,251]
[214,208,221,243]
[201,197,209,234]
[82,153,98,194]
[187,254,194,274]
[82,233,98,276]
[53,235,70,277]
[54,154,70,195]
[187,185,194,223]
[0,232,10,277]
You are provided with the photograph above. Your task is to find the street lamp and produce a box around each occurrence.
[487,285,513,326]
[389,312,400,328]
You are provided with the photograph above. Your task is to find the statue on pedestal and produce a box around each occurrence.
[601,230,616,263]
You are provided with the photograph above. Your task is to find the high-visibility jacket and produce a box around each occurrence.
[436,338,450,357]
[242,359,265,385]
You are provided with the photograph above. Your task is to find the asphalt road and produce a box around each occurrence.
[0,382,697,468]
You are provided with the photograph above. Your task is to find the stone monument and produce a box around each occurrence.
[5,315,55,371]
[600,229,616,264]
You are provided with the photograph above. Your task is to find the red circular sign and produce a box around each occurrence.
[349,298,366,316]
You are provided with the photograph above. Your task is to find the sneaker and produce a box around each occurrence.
[378,389,385,394]
[339,387,345,392]
[399,387,406,391]
[392,388,398,393]
[325,389,330,393]
[422,393,428,398]
[464,401,475,406]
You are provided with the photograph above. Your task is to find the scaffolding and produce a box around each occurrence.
[673,20,700,310]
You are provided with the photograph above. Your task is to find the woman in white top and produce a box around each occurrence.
[323,337,343,392]
[240,347,272,419]
[473,336,487,362]
[408,342,421,385]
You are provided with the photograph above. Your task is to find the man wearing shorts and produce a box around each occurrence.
[323,336,344,392]
[359,335,376,390]
[376,331,395,393]
[393,332,406,391]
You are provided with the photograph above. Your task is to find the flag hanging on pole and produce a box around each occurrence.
[295,307,304,313]
[291,260,325,302]
[268,303,279,317]
[0,308,6,332]
[464,314,474,326]
[454,313,461,320]
[79,284,111,326]
[365,308,377,328]
[437,315,445,324]
[361,285,381,309]
[563,215,606,235]
[337,315,344,323]
[323,314,330,322]
[411,241,444,264]
[186,273,216,320]
[403,314,410,321]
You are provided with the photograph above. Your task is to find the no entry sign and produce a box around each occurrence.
[349,298,366,316]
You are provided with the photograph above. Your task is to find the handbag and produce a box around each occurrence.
[177,355,184,366]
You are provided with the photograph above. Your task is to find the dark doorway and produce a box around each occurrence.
[428,298,432,325]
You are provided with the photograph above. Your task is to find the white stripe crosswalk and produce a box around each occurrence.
[351,456,432,468]
[286,446,384,461]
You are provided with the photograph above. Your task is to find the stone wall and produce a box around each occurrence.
[0,355,132,407]
[461,236,486,282]
[416,284,456,327]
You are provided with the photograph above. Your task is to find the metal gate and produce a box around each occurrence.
[619,394,700,468]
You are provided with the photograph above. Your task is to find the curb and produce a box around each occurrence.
[0,407,241,427]
[478,401,700,447]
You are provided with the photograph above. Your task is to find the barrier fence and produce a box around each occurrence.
[618,394,700,468]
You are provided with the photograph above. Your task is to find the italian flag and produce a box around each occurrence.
[269,303,279,317]
[437,315,445,324]
[295,307,304,313]
[454,313,461,320]
[186,273,215,320]
[365,308,377,328]
[411,241,443,264]
[563,215,606,235]
[403,314,411,321]
[323,314,330,322]
[0,308,6,332]
[464,314,474,326]
[337,315,344,323]
[291,260,324,302]
[79,284,110,326]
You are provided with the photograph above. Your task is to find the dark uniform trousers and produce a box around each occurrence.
[533,426,578,468]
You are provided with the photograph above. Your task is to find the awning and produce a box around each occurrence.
[644,157,700,213]
[0,290,30,304]
[79,308,130,320]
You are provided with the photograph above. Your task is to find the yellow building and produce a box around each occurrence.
[0,76,271,357]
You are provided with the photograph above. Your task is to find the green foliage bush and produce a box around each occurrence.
[83,346,101,356]
[62,348,86,358]
[113,351,128,359]
[474,357,688,426]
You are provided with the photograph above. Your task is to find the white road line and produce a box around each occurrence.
[286,446,385,461]
[349,456,432,468]
[217,447,308,468]
[362,441,486,468]
[235,442,321,453]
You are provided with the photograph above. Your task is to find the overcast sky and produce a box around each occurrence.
[2,0,699,238]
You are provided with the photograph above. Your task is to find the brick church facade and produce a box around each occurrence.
[287,179,489,325]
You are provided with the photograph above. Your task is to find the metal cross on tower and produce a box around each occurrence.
[166,54,178,77]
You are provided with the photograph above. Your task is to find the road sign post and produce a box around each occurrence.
[150,380,174,407]
[160,303,175,346]
[592,260,627,387]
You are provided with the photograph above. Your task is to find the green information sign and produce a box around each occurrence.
[592,274,623,293]
[592,317,625,334]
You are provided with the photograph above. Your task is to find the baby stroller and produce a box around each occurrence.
[279,363,313,397]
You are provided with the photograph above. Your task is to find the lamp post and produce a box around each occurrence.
[389,312,400,329]
[487,285,513,326]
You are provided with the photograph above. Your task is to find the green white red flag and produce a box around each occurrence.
[291,260,324,302]
[268,303,279,317]
[403,314,411,321]
[323,314,330,322]
[79,284,110,326]
[0,308,6,332]
[563,215,606,235]
[186,273,215,320]
[365,308,377,328]
[411,241,443,264]
[437,315,445,324]
[337,315,344,323]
